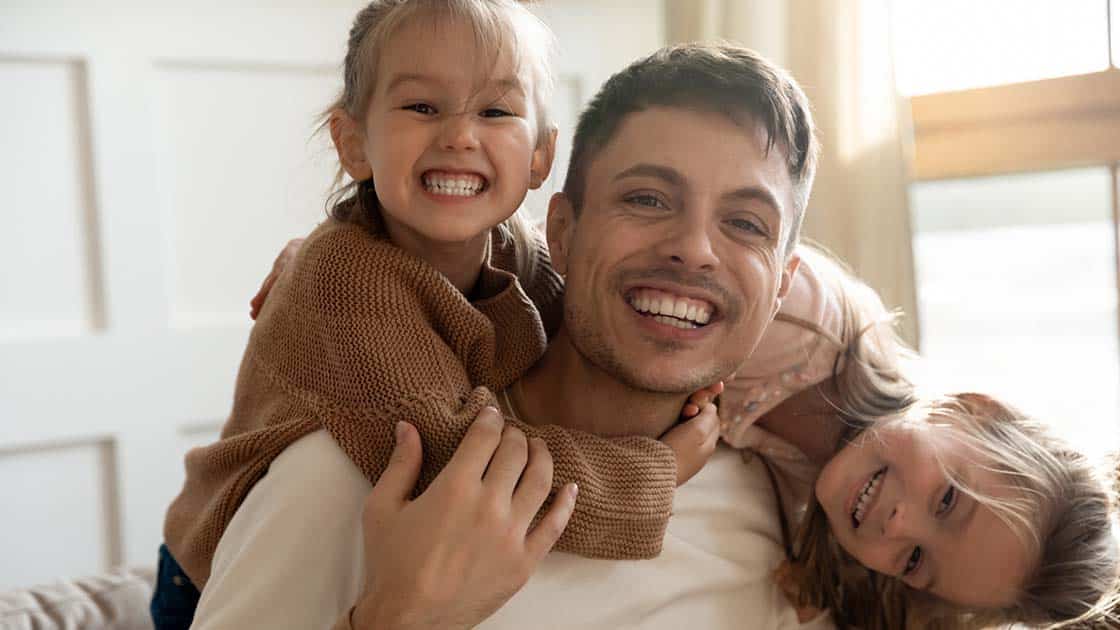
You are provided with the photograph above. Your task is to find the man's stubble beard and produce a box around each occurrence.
[562,301,729,394]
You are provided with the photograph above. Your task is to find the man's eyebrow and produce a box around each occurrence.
[612,163,684,187]
[722,186,781,214]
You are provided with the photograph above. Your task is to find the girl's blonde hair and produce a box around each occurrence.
[778,248,1120,629]
[321,0,557,282]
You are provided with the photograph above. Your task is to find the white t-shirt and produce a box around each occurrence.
[191,430,833,630]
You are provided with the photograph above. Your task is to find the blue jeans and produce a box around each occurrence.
[150,544,200,630]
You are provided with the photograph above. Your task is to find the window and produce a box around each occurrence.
[894,0,1111,95]
[898,1,1120,455]
[911,169,1118,456]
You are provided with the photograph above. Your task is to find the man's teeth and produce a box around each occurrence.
[852,468,885,527]
[627,289,713,327]
[651,315,696,329]
[423,172,485,196]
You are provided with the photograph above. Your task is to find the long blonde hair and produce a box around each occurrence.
[777,248,1120,629]
[319,0,557,282]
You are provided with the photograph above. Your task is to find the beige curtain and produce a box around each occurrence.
[664,0,921,347]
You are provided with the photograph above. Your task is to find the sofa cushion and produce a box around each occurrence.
[0,567,155,630]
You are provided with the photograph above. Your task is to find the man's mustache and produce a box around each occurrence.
[615,267,741,322]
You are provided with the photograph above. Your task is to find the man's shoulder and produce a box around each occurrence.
[193,429,367,630]
[218,429,369,527]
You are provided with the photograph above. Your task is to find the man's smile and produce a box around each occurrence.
[626,287,714,329]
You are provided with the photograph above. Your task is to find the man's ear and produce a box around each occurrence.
[329,108,372,181]
[546,192,576,275]
[529,126,558,189]
[773,251,801,315]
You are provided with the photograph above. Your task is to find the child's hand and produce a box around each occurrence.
[680,380,724,419]
[772,561,825,624]
[249,237,305,320]
[660,402,720,486]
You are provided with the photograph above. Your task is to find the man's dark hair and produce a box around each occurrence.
[562,43,818,252]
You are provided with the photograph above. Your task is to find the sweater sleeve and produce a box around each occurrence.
[259,221,675,559]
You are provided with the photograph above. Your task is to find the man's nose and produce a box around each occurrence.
[656,213,718,271]
[440,112,479,151]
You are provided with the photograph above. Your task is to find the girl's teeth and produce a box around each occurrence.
[852,469,884,526]
[423,173,485,196]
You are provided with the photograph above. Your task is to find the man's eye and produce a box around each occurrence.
[904,547,923,576]
[728,218,764,235]
[404,103,437,115]
[937,486,957,515]
[625,194,668,209]
[481,108,513,118]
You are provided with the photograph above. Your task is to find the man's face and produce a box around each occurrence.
[548,106,801,393]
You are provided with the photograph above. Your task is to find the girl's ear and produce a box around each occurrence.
[330,109,373,181]
[529,126,558,189]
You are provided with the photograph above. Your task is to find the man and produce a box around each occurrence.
[192,43,821,629]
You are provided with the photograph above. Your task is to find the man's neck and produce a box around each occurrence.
[513,327,688,439]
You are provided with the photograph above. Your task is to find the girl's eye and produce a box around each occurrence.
[937,486,957,515]
[404,103,437,115]
[481,108,513,118]
[904,546,923,576]
[625,194,668,210]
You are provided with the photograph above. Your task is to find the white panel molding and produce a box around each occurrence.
[151,61,339,330]
[0,438,121,588]
[0,56,105,341]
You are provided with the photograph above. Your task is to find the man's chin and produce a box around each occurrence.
[614,363,723,394]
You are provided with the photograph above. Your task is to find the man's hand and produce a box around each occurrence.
[352,410,578,630]
[249,238,305,319]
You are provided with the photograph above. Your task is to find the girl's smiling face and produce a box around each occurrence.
[333,14,554,255]
[814,418,1036,609]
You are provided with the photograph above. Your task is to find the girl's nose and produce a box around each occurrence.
[883,503,911,539]
[440,113,480,152]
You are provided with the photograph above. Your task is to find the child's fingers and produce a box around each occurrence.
[249,274,277,320]
[661,408,720,486]
[680,376,725,412]
[698,403,720,451]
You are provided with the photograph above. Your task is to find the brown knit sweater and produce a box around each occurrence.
[163,216,677,588]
